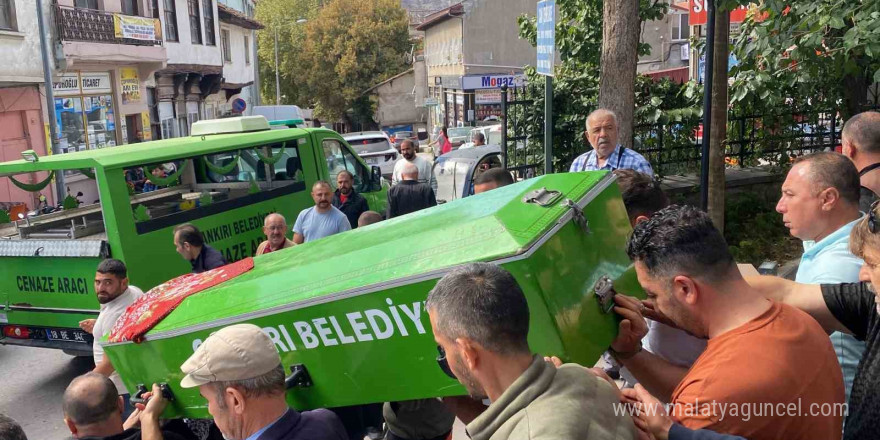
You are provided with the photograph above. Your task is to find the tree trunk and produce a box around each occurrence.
[707,12,730,233]
[598,0,640,149]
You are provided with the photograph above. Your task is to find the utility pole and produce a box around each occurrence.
[36,0,65,200]
[274,27,281,105]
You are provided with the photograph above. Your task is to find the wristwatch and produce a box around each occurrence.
[609,341,643,361]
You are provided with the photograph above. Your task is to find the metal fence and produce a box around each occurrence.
[501,95,876,176]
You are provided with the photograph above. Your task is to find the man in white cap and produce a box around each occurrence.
[180,324,347,440]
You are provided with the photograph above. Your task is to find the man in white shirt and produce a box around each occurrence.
[392,140,437,193]
[78,259,144,418]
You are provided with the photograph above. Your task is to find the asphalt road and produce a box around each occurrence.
[0,344,94,440]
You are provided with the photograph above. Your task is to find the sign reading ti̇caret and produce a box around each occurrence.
[536,0,556,76]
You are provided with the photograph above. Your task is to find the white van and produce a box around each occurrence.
[252,105,306,127]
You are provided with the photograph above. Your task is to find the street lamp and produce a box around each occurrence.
[275,18,308,105]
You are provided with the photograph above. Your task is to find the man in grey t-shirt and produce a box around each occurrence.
[294,181,352,243]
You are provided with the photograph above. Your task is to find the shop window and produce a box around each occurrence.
[188,0,202,44]
[203,0,215,45]
[131,143,306,235]
[164,0,178,41]
[187,111,200,132]
[244,35,250,65]
[0,0,18,30]
[221,29,231,63]
[672,13,689,41]
[55,94,118,175]
[321,139,369,193]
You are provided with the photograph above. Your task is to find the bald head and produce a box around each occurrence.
[401,162,419,180]
[843,111,880,156]
[263,213,287,228]
[358,211,383,227]
[63,373,120,427]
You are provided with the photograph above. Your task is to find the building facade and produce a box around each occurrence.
[638,2,690,82]
[152,0,222,138]
[417,0,535,131]
[0,0,56,208]
[204,0,261,118]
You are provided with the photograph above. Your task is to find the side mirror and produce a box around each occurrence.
[371,165,382,190]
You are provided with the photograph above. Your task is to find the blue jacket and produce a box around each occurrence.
[257,408,348,440]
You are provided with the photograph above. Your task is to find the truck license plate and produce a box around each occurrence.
[46,328,90,343]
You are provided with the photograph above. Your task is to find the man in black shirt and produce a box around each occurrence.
[332,170,370,228]
[747,206,880,440]
[840,111,880,212]
[173,224,227,273]
[387,162,436,218]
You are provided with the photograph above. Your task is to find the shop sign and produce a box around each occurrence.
[455,95,464,105]
[53,72,113,96]
[475,89,503,104]
[52,74,81,96]
[689,0,749,25]
[120,68,141,104]
[113,14,161,41]
[461,74,527,90]
[141,112,152,141]
[424,97,439,106]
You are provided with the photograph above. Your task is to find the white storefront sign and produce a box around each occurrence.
[475,89,503,104]
[53,72,113,96]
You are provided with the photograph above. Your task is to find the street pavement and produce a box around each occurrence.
[0,344,93,440]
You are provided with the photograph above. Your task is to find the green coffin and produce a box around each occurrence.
[103,171,642,419]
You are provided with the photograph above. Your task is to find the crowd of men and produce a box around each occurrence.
[3,110,880,440]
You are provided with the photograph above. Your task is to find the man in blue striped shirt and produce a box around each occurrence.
[569,109,654,175]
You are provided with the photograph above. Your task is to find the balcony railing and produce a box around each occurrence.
[55,4,162,46]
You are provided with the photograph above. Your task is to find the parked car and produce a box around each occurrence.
[343,131,399,179]
[432,145,504,203]
[392,130,420,151]
[459,124,502,149]
[446,127,472,149]
[252,105,306,127]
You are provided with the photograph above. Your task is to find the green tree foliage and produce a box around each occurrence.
[516,0,701,174]
[730,1,880,119]
[255,0,322,105]
[299,0,412,120]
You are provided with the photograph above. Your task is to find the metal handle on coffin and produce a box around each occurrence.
[593,275,616,314]
[130,383,175,405]
[285,364,313,389]
[521,187,562,206]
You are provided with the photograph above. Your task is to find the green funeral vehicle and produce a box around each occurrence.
[102,171,644,417]
[0,116,389,356]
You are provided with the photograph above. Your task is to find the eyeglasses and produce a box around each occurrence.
[436,345,457,379]
[870,200,880,233]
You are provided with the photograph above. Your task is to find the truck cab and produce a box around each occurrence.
[0,116,387,355]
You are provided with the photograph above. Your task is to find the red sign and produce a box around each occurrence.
[689,0,750,26]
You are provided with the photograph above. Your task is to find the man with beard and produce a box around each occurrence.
[78,259,145,418]
[332,171,370,228]
[569,109,653,175]
[746,201,880,440]
[256,213,295,255]
[426,262,635,440]
[293,181,351,243]
[613,205,844,439]
[392,140,437,193]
